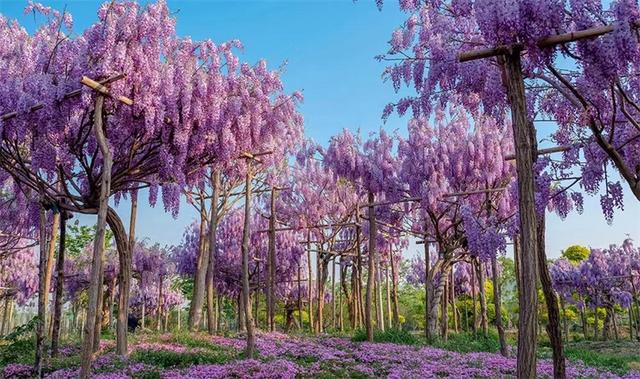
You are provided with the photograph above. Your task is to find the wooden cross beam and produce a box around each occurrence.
[504,145,575,161]
[359,196,421,209]
[416,240,437,245]
[1,73,127,121]
[256,221,358,233]
[458,21,640,62]
[80,76,133,106]
[442,187,507,197]
[238,150,273,163]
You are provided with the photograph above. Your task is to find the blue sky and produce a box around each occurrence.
[1,0,638,258]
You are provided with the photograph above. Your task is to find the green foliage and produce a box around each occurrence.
[65,224,113,256]
[0,316,38,365]
[431,331,503,353]
[351,328,418,345]
[561,245,590,264]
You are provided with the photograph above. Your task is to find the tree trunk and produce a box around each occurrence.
[390,253,400,329]
[471,261,477,334]
[267,186,277,332]
[307,231,314,333]
[108,208,132,356]
[206,171,220,335]
[385,264,392,329]
[365,191,376,341]
[241,162,256,358]
[491,254,508,356]
[35,201,49,378]
[475,259,488,336]
[93,264,105,353]
[427,261,451,338]
[560,298,569,343]
[332,257,337,330]
[537,216,566,379]
[157,275,164,332]
[441,274,448,340]
[500,50,539,379]
[1,297,10,335]
[297,261,303,330]
[376,254,385,332]
[424,240,431,339]
[80,95,111,379]
[51,212,67,357]
[44,212,60,332]
[450,267,458,333]
[189,200,209,331]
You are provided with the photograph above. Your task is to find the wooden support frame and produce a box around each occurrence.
[442,187,507,197]
[80,76,133,106]
[458,21,640,62]
[504,145,576,161]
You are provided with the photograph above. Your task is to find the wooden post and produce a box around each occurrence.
[241,160,256,358]
[332,257,337,330]
[35,199,49,378]
[471,261,478,334]
[51,209,67,357]
[355,205,364,328]
[390,249,400,329]
[492,254,508,356]
[386,263,392,329]
[80,95,111,379]
[424,240,431,339]
[365,191,376,342]
[267,186,277,332]
[307,230,314,332]
[297,260,303,330]
[499,50,540,379]
[206,170,220,335]
[536,215,566,378]
[188,198,210,331]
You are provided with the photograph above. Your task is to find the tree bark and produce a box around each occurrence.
[51,212,67,357]
[441,274,449,340]
[107,208,132,356]
[500,50,539,379]
[80,95,111,379]
[241,162,256,358]
[424,240,431,339]
[35,200,49,378]
[471,260,477,334]
[206,171,220,335]
[332,257,337,330]
[44,212,60,333]
[450,267,458,333]
[365,191,376,341]
[475,259,489,336]
[385,264,392,329]
[427,261,451,338]
[390,252,400,329]
[307,231,314,333]
[267,186,277,332]
[189,200,209,331]
[376,253,385,332]
[537,216,566,379]
[491,254,508,356]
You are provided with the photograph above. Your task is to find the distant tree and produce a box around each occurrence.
[561,245,590,264]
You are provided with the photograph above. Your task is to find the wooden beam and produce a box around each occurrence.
[359,196,422,209]
[458,21,640,62]
[1,73,127,121]
[504,145,575,161]
[80,76,133,106]
[416,240,437,245]
[442,187,507,197]
[256,221,358,233]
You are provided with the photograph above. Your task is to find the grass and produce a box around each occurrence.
[563,340,640,375]
[351,328,419,345]
[430,331,504,353]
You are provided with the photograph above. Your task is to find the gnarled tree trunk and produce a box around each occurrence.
[206,171,220,335]
[365,191,376,341]
[491,254,508,356]
[51,212,67,357]
[108,207,132,356]
[241,162,256,358]
[189,202,209,331]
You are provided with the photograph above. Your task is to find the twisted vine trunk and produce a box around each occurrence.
[424,240,432,339]
[537,216,566,379]
[267,186,277,332]
[80,96,111,379]
[427,260,451,338]
[108,208,132,356]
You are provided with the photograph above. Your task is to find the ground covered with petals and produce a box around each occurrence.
[2,333,640,378]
